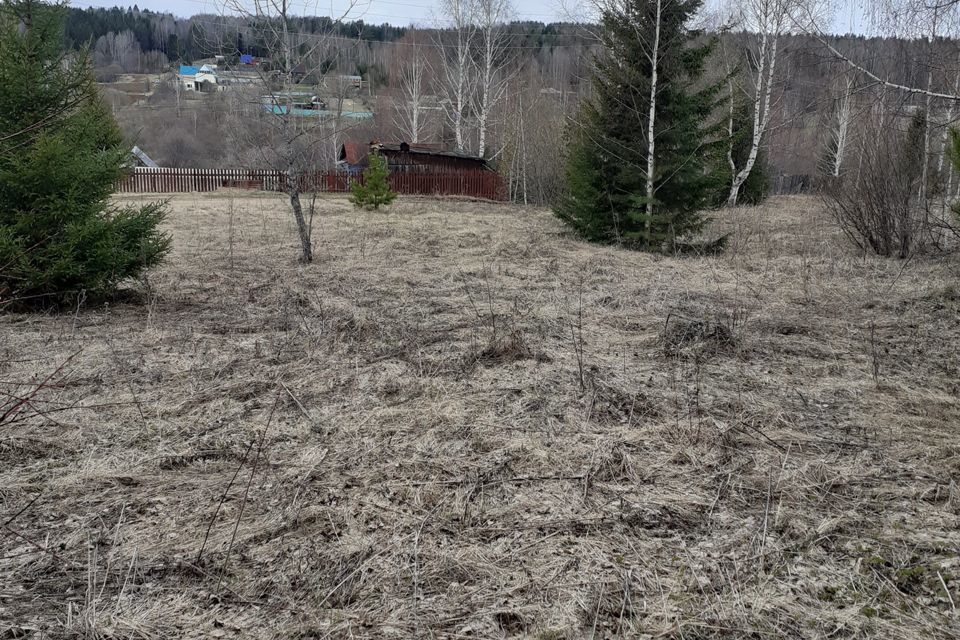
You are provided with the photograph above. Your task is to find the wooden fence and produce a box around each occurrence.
[116,167,508,201]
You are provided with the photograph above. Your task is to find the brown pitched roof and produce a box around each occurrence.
[338,141,486,166]
[340,142,369,165]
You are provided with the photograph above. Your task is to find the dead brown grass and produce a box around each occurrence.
[2,193,959,639]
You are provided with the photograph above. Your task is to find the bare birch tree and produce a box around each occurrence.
[217,0,360,263]
[393,45,432,143]
[829,74,854,177]
[436,0,477,152]
[724,0,829,205]
[644,0,663,226]
[472,0,514,158]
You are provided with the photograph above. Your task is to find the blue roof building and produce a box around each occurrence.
[179,65,199,77]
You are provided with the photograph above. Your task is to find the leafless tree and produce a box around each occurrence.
[472,0,514,158]
[723,0,831,205]
[798,1,960,101]
[823,109,926,258]
[436,0,477,151]
[644,0,663,225]
[94,30,144,73]
[216,0,361,263]
[393,43,432,143]
[499,66,573,204]
[827,74,854,177]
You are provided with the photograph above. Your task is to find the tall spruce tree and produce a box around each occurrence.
[554,0,724,251]
[0,0,169,309]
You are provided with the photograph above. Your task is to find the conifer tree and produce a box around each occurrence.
[0,0,169,309]
[349,152,398,210]
[554,0,725,251]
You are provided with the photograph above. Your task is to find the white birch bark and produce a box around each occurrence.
[472,0,513,158]
[727,0,785,206]
[644,0,662,228]
[394,47,431,143]
[831,76,853,177]
[437,0,477,152]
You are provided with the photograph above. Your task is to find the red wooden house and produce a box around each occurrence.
[338,141,493,174]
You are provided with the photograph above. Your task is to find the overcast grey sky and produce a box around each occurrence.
[67,0,868,34]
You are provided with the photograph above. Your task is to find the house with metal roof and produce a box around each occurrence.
[178,65,198,90]
[337,141,492,174]
[178,64,221,92]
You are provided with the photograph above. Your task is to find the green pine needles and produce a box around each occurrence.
[349,152,397,210]
[0,0,169,310]
[554,0,726,252]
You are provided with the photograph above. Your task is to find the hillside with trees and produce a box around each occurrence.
[71,3,960,223]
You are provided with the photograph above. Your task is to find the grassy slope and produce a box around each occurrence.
[2,194,959,639]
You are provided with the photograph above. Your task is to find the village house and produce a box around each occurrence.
[178,64,221,92]
[337,141,492,174]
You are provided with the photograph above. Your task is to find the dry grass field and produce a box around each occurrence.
[2,193,960,639]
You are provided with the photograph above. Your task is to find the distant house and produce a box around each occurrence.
[178,65,199,90]
[178,64,221,92]
[195,65,220,91]
[338,141,492,174]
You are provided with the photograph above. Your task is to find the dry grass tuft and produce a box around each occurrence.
[2,193,959,639]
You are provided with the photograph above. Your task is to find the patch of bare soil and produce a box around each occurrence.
[2,193,959,639]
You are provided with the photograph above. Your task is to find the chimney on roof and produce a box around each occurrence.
[400,141,410,153]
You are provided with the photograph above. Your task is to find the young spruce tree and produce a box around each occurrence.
[0,0,169,309]
[555,0,725,251]
[349,152,398,210]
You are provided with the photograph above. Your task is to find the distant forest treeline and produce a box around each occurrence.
[66,6,959,94]
[73,6,960,193]
[65,6,592,71]
[65,6,410,62]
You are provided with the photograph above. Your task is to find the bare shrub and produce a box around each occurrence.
[822,118,925,259]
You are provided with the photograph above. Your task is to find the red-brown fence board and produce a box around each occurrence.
[117,167,507,201]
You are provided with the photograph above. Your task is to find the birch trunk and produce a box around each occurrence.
[644,0,662,233]
[454,35,470,150]
[728,29,778,206]
[395,48,429,143]
[477,29,493,157]
[438,0,476,152]
[726,76,737,182]
[832,77,853,177]
[921,66,934,203]
[474,0,512,159]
